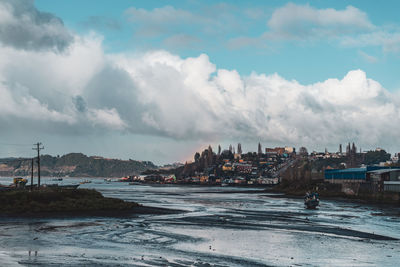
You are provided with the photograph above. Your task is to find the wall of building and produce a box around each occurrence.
[384,181,400,192]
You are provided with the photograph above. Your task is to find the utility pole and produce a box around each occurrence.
[31,158,34,191]
[32,143,44,188]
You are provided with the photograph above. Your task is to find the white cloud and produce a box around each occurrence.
[125,6,197,37]
[267,3,374,40]
[125,6,195,25]
[123,4,249,46]
[87,108,127,130]
[1,32,399,149]
[0,31,127,133]
[0,82,74,123]
[341,31,400,53]
[1,0,400,152]
[162,34,201,50]
[109,50,400,149]
[229,3,386,50]
[358,50,378,63]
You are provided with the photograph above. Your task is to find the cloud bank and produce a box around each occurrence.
[0,0,73,52]
[1,0,399,152]
[267,3,373,40]
[1,33,399,148]
[229,3,400,54]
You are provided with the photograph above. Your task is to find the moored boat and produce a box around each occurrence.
[304,192,319,209]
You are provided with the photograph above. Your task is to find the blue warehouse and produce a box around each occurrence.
[324,166,388,183]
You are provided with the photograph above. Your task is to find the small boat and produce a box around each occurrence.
[52,178,63,181]
[304,192,320,209]
[118,176,133,182]
[79,179,91,184]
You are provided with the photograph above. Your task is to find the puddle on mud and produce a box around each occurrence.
[0,177,399,266]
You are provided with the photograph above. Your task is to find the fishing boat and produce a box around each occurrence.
[304,192,320,209]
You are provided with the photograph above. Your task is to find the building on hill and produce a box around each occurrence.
[284,146,294,154]
[234,163,252,174]
[265,147,285,155]
[234,153,241,160]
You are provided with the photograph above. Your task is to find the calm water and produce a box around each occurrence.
[0,177,399,266]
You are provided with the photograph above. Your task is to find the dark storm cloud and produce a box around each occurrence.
[0,0,73,52]
[73,96,87,113]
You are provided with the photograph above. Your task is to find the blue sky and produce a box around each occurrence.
[35,0,400,90]
[1,0,400,164]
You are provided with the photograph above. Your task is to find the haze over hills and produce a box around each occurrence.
[0,153,157,178]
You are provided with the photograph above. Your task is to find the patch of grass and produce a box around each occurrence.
[0,188,139,215]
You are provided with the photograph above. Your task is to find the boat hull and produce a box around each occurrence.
[304,199,319,209]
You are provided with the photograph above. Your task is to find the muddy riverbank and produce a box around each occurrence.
[0,178,399,266]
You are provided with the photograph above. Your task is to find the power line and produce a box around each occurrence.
[0,142,33,147]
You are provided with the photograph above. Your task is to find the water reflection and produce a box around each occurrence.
[0,177,399,266]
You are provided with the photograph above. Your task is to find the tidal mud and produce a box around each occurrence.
[0,177,399,266]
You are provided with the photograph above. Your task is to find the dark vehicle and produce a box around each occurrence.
[304,192,319,209]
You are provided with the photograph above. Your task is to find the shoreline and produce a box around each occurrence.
[0,188,184,218]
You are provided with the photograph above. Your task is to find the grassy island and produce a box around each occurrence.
[0,188,178,217]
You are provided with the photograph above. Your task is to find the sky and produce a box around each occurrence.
[1,0,400,164]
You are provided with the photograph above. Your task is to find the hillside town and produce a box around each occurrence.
[128,143,400,198]
[2,142,400,200]
[128,143,296,186]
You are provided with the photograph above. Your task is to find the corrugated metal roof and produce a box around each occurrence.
[368,168,400,174]
[325,167,366,173]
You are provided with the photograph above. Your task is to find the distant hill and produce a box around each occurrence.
[0,153,157,177]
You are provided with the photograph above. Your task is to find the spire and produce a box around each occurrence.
[237,143,242,154]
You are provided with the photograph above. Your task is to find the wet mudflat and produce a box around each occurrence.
[0,178,399,266]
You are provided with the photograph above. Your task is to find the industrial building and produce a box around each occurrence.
[324,166,386,183]
[325,166,400,192]
[384,181,400,192]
